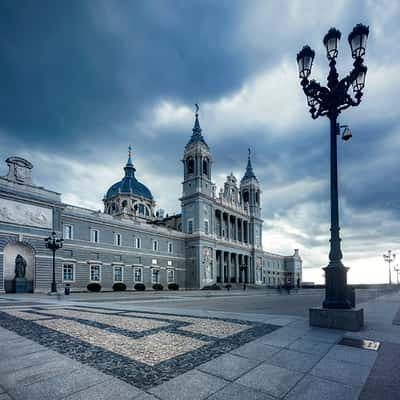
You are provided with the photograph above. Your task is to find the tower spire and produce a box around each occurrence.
[127,144,133,165]
[124,145,136,177]
[188,103,207,145]
[242,148,257,180]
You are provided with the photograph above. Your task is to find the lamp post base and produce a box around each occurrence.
[310,307,364,331]
[323,265,352,309]
[51,282,57,293]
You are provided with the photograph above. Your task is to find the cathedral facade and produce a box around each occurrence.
[0,113,302,293]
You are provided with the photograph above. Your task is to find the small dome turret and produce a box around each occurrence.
[104,146,155,220]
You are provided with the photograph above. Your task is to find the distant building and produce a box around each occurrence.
[0,112,302,293]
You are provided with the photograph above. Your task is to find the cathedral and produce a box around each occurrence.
[0,111,302,293]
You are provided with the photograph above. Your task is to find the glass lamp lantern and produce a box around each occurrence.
[296,45,315,79]
[323,28,341,60]
[307,95,318,107]
[348,24,369,59]
[352,65,367,92]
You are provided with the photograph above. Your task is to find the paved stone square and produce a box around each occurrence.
[0,289,399,399]
[0,305,277,390]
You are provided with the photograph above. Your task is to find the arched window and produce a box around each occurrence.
[139,204,145,215]
[243,191,249,203]
[145,207,150,216]
[122,200,128,208]
[203,158,208,176]
[187,158,194,174]
[111,202,116,211]
[256,191,259,204]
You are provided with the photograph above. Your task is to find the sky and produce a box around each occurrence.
[0,0,399,284]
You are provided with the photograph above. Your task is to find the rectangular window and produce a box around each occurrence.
[134,267,143,283]
[167,269,175,283]
[64,224,73,240]
[188,219,193,234]
[152,259,157,265]
[167,260,172,266]
[204,220,209,235]
[135,237,141,249]
[90,264,101,282]
[63,263,74,281]
[152,269,160,284]
[168,242,173,254]
[114,233,122,246]
[90,229,99,243]
[113,266,123,282]
[152,240,158,252]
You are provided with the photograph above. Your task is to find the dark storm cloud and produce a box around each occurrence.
[0,0,399,280]
[0,0,266,152]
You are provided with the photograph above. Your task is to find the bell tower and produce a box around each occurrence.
[181,105,214,235]
[182,105,213,202]
[181,105,215,288]
[240,149,263,248]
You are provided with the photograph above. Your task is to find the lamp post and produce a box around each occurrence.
[383,250,396,285]
[297,24,369,309]
[239,264,248,290]
[394,264,400,285]
[45,232,64,293]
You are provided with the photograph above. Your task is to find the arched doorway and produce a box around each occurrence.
[3,242,35,293]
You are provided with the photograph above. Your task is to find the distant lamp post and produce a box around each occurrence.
[45,232,64,293]
[383,250,396,285]
[394,265,400,285]
[239,264,248,290]
[296,24,369,310]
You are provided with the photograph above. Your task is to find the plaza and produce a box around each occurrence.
[0,287,399,399]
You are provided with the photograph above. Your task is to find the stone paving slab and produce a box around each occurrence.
[359,341,400,400]
[236,362,304,398]
[133,394,159,400]
[148,370,228,400]
[0,358,81,391]
[207,383,275,400]
[284,375,361,400]
[63,377,142,400]
[288,338,334,356]
[310,357,372,388]
[325,344,378,367]
[8,368,111,400]
[197,353,261,381]
[230,341,280,361]
[265,348,322,373]
[0,349,62,374]
[300,328,344,344]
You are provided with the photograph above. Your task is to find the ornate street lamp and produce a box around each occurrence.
[394,265,400,285]
[383,250,396,285]
[297,24,369,310]
[45,232,64,293]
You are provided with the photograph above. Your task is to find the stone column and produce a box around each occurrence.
[227,252,231,283]
[240,219,244,242]
[227,214,230,241]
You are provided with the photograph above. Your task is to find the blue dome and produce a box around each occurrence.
[105,151,153,201]
[105,177,153,200]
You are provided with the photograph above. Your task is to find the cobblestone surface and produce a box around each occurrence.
[0,307,277,390]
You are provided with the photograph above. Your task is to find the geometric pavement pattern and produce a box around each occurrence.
[0,306,278,389]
